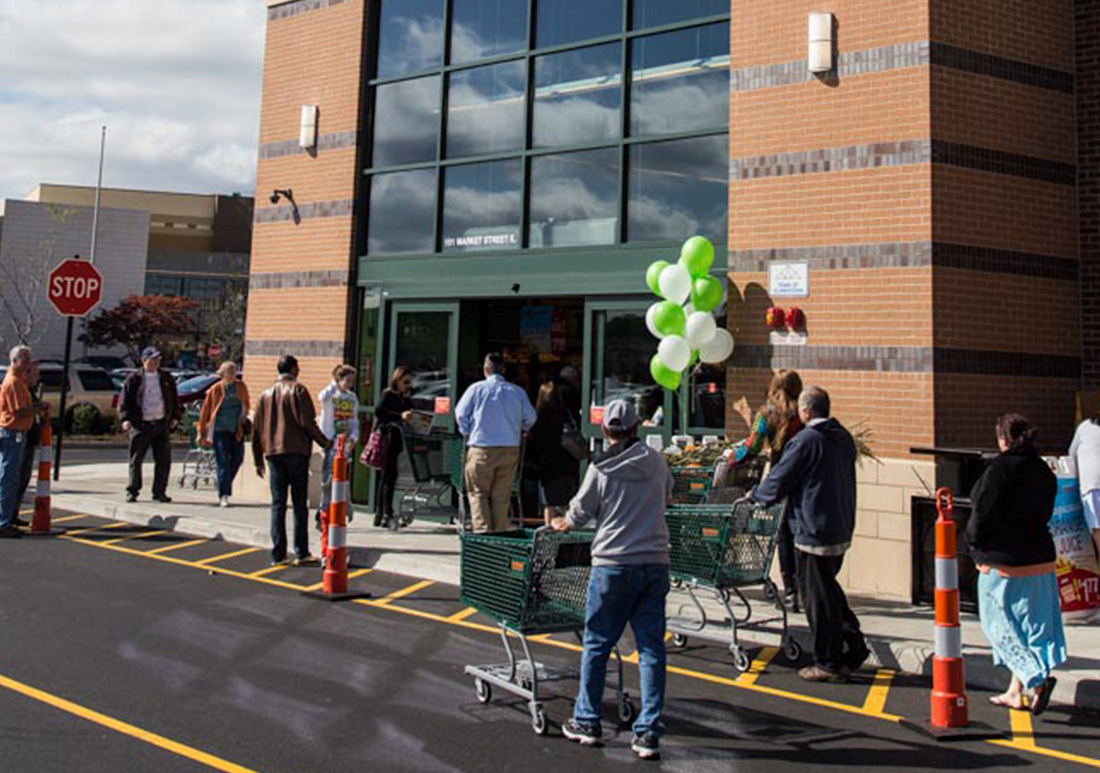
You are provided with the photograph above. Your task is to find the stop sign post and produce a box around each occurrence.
[47,257,104,482]
[48,259,103,317]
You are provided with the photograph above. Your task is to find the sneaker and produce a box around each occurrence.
[219,496,230,508]
[152,494,172,503]
[292,555,319,567]
[561,719,602,746]
[125,492,138,503]
[14,517,29,528]
[631,733,660,760]
[270,557,289,567]
[799,664,850,683]
[0,525,23,539]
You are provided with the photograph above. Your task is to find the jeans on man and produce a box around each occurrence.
[574,564,670,736]
[128,422,171,498]
[0,429,26,528]
[16,422,40,505]
[267,453,310,562]
[213,431,244,499]
[797,550,867,672]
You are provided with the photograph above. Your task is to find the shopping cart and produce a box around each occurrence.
[459,528,635,735]
[665,500,802,671]
[669,465,713,504]
[178,408,215,489]
[395,430,465,528]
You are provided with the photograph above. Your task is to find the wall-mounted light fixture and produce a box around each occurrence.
[299,105,318,149]
[808,12,835,73]
[270,188,301,224]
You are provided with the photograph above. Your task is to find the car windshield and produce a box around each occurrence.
[78,370,116,391]
[178,375,218,392]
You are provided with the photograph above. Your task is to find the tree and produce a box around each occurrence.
[80,294,200,365]
[199,281,248,364]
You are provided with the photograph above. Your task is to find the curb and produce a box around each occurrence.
[48,492,1099,712]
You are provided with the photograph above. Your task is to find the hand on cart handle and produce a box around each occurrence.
[549,516,571,533]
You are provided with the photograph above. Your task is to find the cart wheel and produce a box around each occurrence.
[731,645,751,672]
[763,583,777,601]
[617,695,636,725]
[474,678,491,704]
[670,632,688,648]
[671,578,682,589]
[389,514,401,532]
[531,706,548,735]
[783,638,803,663]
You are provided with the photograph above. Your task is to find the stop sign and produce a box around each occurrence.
[48,259,103,317]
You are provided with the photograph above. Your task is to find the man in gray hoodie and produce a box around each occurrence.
[552,399,673,760]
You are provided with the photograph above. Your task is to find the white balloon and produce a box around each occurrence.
[684,312,717,350]
[699,328,734,364]
[684,303,696,317]
[658,335,691,372]
[658,264,691,306]
[645,303,665,340]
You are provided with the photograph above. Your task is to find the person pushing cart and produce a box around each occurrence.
[551,399,673,760]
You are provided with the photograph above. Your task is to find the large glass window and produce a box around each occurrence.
[442,159,522,252]
[394,311,452,412]
[533,43,621,148]
[631,23,730,137]
[628,134,729,242]
[446,60,526,158]
[536,0,622,48]
[377,0,445,78]
[632,0,728,30]
[373,76,441,166]
[450,0,528,64]
[368,169,437,254]
[590,309,662,424]
[529,148,619,248]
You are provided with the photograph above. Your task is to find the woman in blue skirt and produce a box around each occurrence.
[968,413,1066,714]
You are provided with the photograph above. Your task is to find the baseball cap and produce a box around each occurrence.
[141,346,162,360]
[603,399,639,431]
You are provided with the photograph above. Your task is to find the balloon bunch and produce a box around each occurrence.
[645,236,734,391]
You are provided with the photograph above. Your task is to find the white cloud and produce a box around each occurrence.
[0,0,265,200]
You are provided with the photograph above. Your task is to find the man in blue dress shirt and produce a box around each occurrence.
[455,353,537,532]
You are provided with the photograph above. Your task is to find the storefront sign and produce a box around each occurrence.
[434,397,451,415]
[769,261,809,298]
[442,231,518,250]
[589,405,605,425]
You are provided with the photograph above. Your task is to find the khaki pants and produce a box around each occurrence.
[464,446,520,532]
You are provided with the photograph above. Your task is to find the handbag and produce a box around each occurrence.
[560,413,589,462]
[360,426,391,470]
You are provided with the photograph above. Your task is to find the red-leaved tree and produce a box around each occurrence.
[80,294,200,365]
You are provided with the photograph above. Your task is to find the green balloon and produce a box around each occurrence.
[690,276,723,312]
[688,350,699,367]
[652,301,686,337]
[645,260,670,295]
[680,236,715,278]
[650,354,681,391]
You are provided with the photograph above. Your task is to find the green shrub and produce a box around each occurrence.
[70,404,100,435]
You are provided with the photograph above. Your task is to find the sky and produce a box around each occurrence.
[0,0,266,202]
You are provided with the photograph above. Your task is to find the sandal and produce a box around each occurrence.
[989,694,1025,710]
[1030,677,1057,716]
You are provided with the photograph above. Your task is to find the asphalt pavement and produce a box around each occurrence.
[2,509,1099,772]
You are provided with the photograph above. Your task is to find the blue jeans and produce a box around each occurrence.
[319,444,335,513]
[213,431,244,498]
[0,429,26,528]
[267,454,310,562]
[574,564,670,736]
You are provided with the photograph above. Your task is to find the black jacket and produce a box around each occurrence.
[120,370,180,428]
[374,388,411,453]
[967,448,1057,567]
[752,418,857,549]
[527,405,579,478]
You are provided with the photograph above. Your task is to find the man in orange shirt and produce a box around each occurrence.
[1,345,47,538]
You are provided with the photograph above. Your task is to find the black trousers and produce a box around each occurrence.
[373,429,402,522]
[776,503,798,594]
[796,550,867,672]
[267,454,310,561]
[128,422,171,498]
[16,422,41,505]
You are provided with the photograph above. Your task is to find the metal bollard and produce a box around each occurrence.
[930,487,969,728]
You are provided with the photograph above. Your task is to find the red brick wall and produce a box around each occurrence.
[1079,1,1100,388]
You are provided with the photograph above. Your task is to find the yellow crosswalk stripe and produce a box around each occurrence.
[861,669,895,716]
[736,646,779,686]
[145,539,208,555]
[194,547,261,566]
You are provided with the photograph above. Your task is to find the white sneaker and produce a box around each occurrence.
[219,496,229,508]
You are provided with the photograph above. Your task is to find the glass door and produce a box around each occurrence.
[582,298,672,449]
[387,301,461,431]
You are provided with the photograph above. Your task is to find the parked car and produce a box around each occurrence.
[109,367,135,390]
[76,355,129,371]
[177,373,221,407]
[36,364,120,433]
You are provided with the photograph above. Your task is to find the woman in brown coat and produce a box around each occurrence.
[197,362,251,508]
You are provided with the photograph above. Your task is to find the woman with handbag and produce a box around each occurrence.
[527,381,583,526]
[196,362,250,508]
[368,366,413,528]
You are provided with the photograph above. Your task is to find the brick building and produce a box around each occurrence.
[248,0,1098,599]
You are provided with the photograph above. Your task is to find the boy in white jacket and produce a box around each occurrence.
[317,364,360,526]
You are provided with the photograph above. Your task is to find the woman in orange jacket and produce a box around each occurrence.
[197,362,251,508]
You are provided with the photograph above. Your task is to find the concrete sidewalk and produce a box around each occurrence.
[48,461,1100,712]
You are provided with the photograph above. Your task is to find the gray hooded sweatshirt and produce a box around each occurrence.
[565,437,673,566]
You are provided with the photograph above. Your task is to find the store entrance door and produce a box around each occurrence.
[386,301,460,431]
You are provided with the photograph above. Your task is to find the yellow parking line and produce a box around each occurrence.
[371,580,434,606]
[146,539,209,555]
[446,607,479,623]
[194,547,261,566]
[249,563,289,577]
[0,672,258,773]
[102,530,167,546]
[19,508,35,515]
[299,568,373,592]
[736,646,779,686]
[861,669,895,715]
[50,514,93,524]
[64,522,132,537]
[1009,707,1036,750]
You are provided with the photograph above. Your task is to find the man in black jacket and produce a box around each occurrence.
[752,386,869,682]
[119,348,180,503]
